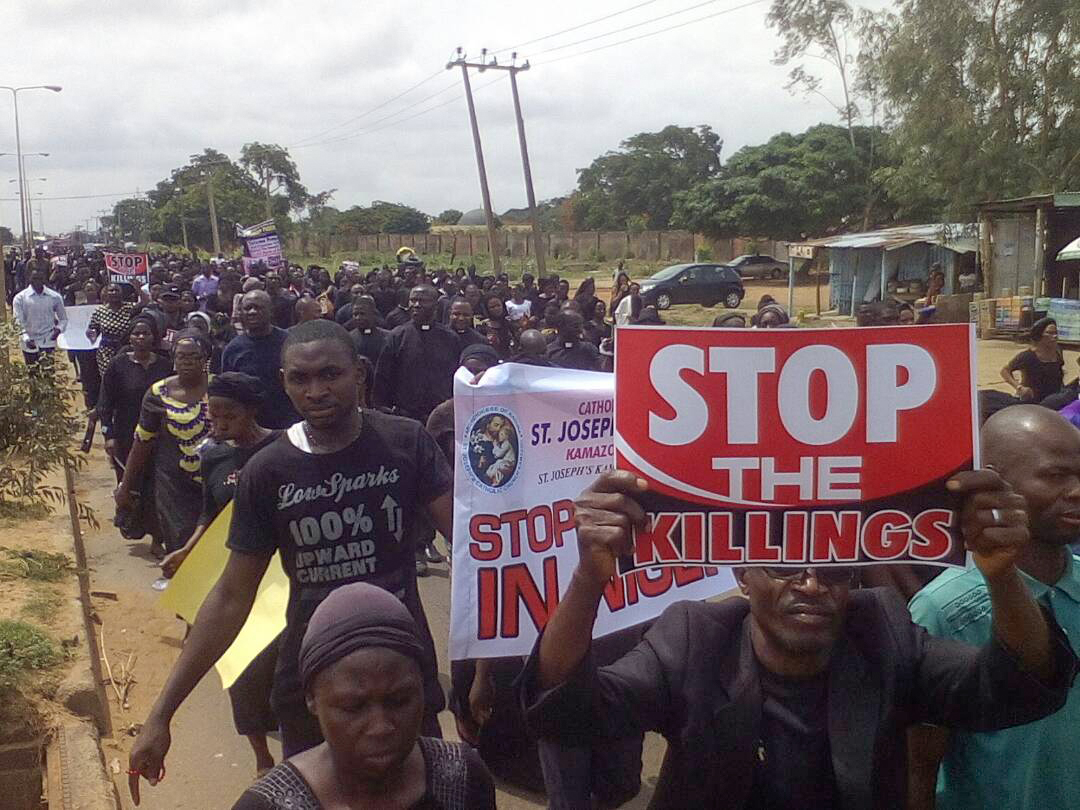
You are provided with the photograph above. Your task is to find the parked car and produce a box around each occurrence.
[725,254,787,280]
[638,263,745,310]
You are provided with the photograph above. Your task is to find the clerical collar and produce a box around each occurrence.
[420,324,431,331]
[361,328,373,335]
[564,341,573,349]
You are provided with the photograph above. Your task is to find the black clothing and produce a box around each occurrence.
[200,433,282,736]
[546,340,601,371]
[477,318,517,358]
[199,432,280,522]
[374,322,460,422]
[350,326,390,365]
[231,738,496,810]
[97,352,173,475]
[1007,348,1064,402]
[270,291,297,330]
[227,412,453,749]
[385,305,411,330]
[221,328,299,429]
[452,327,486,356]
[372,286,397,317]
[584,318,612,346]
[522,590,1077,810]
[747,670,837,810]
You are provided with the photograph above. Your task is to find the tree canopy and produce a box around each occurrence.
[672,124,896,240]
[873,0,1080,217]
[569,125,722,231]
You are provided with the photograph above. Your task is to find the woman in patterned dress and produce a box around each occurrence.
[114,329,212,555]
[87,282,137,377]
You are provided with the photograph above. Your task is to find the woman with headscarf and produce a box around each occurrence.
[115,329,213,557]
[161,372,281,777]
[232,582,495,810]
[97,315,173,484]
[476,291,517,359]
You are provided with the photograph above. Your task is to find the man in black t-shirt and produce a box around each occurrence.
[127,319,454,804]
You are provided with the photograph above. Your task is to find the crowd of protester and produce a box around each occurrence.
[6,241,1080,809]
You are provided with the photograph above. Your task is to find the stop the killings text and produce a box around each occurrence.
[614,325,978,572]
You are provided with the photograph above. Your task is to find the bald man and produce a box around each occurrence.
[221,289,299,428]
[909,405,1080,809]
[510,328,556,367]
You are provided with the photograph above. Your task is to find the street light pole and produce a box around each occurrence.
[0,85,62,250]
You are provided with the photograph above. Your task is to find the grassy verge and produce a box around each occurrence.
[0,620,62,689]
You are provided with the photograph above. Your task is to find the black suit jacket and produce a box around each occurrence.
[522,589,1076,810]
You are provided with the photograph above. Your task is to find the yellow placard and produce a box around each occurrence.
[158,501,290,689]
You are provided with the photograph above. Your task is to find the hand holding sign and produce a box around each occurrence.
[949,469,1030,582]
[573,470,649,590]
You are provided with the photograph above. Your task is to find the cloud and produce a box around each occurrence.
[1,0,888,233]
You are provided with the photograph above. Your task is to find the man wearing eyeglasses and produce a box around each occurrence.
[520,469,1077,810]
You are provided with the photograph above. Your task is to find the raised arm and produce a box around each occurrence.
[949,470,1053,680]
[538,470,647,688]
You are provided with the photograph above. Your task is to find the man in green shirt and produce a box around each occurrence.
[909,404,1080,809]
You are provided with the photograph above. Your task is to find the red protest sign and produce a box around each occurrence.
[104,252,149,286]
[614,324,978,571]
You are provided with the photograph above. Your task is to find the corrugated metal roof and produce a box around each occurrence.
[791,223,978,253]
[976,192,1080,212]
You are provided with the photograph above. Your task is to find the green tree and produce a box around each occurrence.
[569,125,723,230]
[768,0,860,148]
[145,149,268,251]
[111,198,154,243]
[372,201,430,234]
[875,0,1080,216]
[239,142,308,220]
[0,226,13,245]
[435,209,463,225]
[672,123,896,240]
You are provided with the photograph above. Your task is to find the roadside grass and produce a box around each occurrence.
[0,620,61,689]
[20,590,64,625]
[0,548,74,583]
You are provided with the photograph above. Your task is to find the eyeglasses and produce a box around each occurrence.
[760,566,859,587]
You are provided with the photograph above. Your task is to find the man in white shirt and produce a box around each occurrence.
[13,267,68,367]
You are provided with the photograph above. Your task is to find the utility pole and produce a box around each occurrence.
[447,49,502,275]
[205,170,222,255]
[505,55,546,276]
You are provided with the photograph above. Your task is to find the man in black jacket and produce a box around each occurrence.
[522,469,1077,809]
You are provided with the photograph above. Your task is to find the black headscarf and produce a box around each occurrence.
[299,582,425,692]
[207,372,265,407]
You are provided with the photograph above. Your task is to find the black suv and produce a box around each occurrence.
[638,263,745,310]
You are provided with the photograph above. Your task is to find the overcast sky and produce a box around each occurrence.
[1,0,888,235]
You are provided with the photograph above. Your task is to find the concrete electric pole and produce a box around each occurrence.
[447,49,548,276]
[447,49,502,275]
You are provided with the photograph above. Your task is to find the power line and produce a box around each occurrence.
[294,75,508,150]
[490,0,665,55]
[542,0,767,64]
[289,67,446,147]
[531,0,723,57]
[0,191,142,201]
